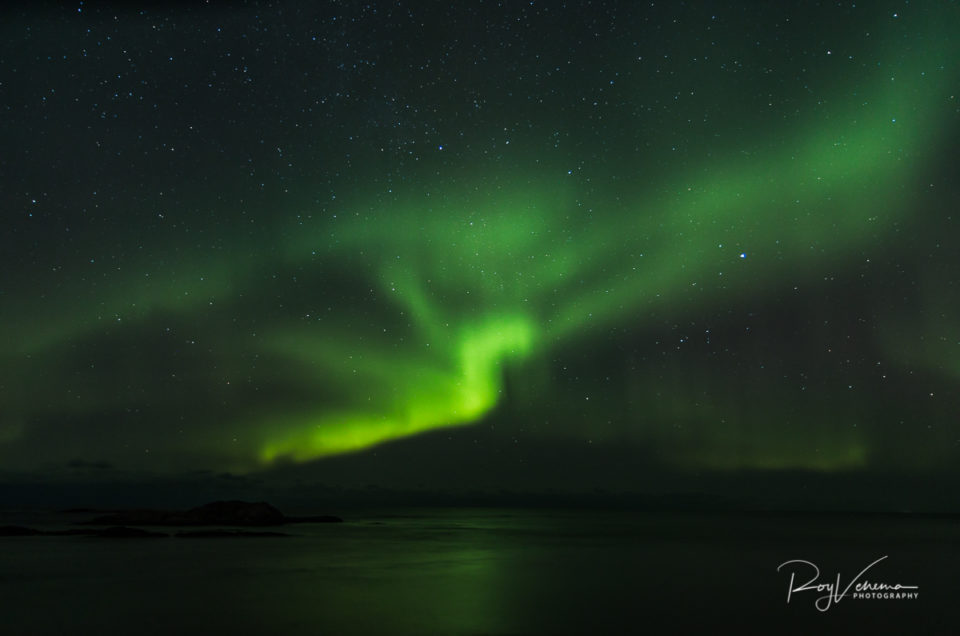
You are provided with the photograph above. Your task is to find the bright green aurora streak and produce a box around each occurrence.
[256,16,956,468]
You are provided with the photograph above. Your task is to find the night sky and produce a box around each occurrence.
[1,1,958,505]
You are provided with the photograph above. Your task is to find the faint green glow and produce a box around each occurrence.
[2,239,261,354]
[663,407,870,472]
[679,442,868,472]
[881,269,960,384]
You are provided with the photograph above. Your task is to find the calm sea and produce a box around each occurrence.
[0,508,956,634]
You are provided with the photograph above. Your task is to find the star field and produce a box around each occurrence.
[0,1,957,493]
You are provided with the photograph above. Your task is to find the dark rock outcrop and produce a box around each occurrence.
[182,501,286,525]
[84,500,284,526]
[175,529,289,538]
[84,509,175,526]
[0,526,167,538]
[0,525,43,536]
[83,500,341,526]
[285,514,344,523]
[50,528,101,536]
[60,508,112,514]
[92,526,168,538]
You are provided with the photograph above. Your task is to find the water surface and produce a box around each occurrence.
[0,508,955,634]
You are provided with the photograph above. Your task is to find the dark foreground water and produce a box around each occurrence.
[1,508,957,635]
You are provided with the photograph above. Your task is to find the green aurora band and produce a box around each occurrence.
[1,6,956,475]
[254,19,956,468]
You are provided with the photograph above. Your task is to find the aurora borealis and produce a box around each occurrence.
[1,1,958,499]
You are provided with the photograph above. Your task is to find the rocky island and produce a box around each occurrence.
[0,501,342,539]
[81,500,343,526]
